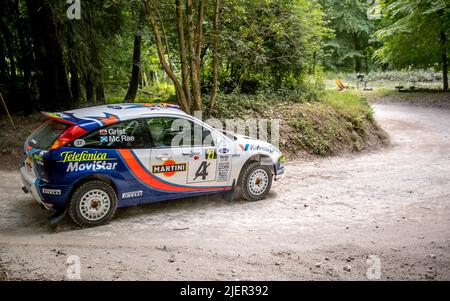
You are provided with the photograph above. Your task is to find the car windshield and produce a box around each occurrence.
[28,120,69,149]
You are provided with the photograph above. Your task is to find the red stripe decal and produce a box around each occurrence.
[118,149,229,192]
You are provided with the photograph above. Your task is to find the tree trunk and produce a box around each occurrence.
[85,75,95,103]
[124,7,145,102]
[96,79,106,104]
[209,0,220,111]
[69,63,81,107]
[176,0,191,108]
[441,30,449,92]
[0,20,17,81]
[0,36,6,81]
[353,33,362,73]
[187,0,205,111]
[144,0,189,112]
[26,0,72,110]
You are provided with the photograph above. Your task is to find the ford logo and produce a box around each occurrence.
[218,148,230,154]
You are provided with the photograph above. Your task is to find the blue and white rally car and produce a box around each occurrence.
[21,103,285,227]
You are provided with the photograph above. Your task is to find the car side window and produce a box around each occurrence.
[146,117,214,148]
[74,119,149,149]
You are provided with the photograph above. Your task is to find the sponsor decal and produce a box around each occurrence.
[240,144,274,154]
[100,128,135,143]
[205,149,217,160]
[66,161,118,172]
[42,188,62,195]
[219,155,230,162]
[152,160,187,177]
[218,161,231,182]
[58,151,115,163]
[58,150,118,172]
[122,190,143,198]
[193,155,200,160]
[73,139,85,147]
[218,147,230,154]
[32,151,45,165]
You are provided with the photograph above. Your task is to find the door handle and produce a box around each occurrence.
[182,151,200,156]
[156,153,172,160]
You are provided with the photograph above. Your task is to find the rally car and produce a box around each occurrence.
[20,103,285,227]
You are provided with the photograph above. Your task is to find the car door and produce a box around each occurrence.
[145,116,225,188]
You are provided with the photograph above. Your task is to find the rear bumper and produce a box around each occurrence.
[20,166,52,210]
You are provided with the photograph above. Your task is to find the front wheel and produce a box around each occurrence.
[237,161,273,201]
[69,181,118,227]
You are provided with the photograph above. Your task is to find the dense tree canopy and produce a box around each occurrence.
[320,0,379,73]
[0,0,448,114]
[373,0,450,91]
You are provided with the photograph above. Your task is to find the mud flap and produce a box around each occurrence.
[48,207,68,224]
[223,180,237,202]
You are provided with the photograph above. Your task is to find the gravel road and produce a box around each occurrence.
[1,102,450,280]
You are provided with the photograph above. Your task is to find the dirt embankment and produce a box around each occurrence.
[0,114,44,170]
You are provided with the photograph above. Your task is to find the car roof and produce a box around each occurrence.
[42,103,187,132]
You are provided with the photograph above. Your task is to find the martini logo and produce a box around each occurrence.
[152,160,187,177]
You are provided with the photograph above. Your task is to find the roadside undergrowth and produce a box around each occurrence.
[210,89,388,158]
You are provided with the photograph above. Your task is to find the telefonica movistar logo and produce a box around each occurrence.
[58,151,116,163]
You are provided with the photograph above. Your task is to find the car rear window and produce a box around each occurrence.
[28,120,69,149]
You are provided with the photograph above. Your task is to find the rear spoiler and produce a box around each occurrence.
[40,111,77,125]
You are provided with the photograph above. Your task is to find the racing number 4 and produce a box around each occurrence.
[194,161,210,181]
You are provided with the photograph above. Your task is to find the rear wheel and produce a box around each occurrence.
[69,181,117,227]
[237,161,273,201]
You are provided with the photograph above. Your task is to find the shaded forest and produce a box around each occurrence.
[0,0,449,114]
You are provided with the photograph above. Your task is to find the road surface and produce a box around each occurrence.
[1,102,450,280]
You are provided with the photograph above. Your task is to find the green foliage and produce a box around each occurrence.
[213,0,330,91]
[320,0,379,72]
[373,0,450,68]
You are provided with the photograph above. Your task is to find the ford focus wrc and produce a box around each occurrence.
[21,103,285,227]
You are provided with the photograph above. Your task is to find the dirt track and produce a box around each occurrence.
[1,102,450,280]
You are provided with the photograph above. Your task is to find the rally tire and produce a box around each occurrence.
[237,161,273,201]
[69,181,118,227]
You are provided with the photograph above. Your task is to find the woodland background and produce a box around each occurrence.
[0,0,448,114]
